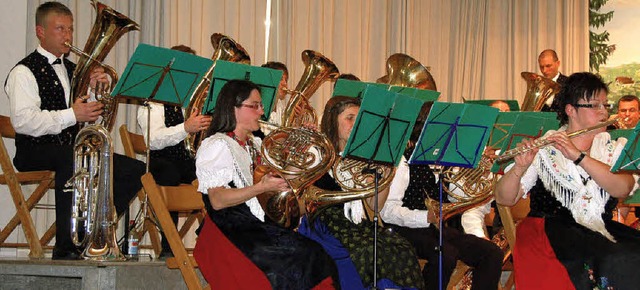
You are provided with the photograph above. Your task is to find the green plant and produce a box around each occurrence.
[589,0,615,72]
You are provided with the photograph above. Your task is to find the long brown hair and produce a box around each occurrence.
[320,96,361,150]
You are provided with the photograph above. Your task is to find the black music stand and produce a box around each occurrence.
[341,84,423,288]
[408,102,498,290]
[111,43,213,259]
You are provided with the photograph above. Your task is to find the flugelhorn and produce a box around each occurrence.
[496,118,619,163]
[184,33,251,158]
[67,0,140,132]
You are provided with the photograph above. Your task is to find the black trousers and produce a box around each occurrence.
[13,144,144,251]
[148,156,197,252]
[388,224,503,290]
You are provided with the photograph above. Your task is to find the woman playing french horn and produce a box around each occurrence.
[297,96,424,289]
[495,72,640,289]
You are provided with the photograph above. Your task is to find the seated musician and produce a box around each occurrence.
[380,102,503,290]
[136,45,212,259]
[495,72,640,289]
[193,79,337,289]
[298,95,425,289]
[4,1,144,260]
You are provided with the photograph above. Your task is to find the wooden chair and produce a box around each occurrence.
[142,172,208,290]
[0,115,56,259]
[496,197,531,290]
[119,124,205,256]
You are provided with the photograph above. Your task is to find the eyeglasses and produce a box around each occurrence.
[239,102,264,110]
[573,103,612,110]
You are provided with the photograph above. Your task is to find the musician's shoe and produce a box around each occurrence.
[52,247,82,260]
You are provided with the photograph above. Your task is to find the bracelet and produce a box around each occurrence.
[573,152,586,165]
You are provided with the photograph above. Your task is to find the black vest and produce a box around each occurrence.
[150,105,192,161]
[14,51,78,146]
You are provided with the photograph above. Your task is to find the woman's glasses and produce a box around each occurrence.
[239,102,264,110]
[573,102,612,110]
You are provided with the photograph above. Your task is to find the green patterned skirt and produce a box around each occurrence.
[317,204,425,289]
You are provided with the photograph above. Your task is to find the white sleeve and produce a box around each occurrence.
[195,137,235,194]
[460,200,491,238]
[380,157,430,228]
[5,65,76,136]
[137,103,189,150]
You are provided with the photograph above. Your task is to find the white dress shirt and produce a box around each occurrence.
[136,102,188,150]
[5,45,77,137]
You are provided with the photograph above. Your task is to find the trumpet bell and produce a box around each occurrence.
[377,53,437,91]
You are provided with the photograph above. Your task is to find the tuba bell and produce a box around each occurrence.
[64,0,138,261]
[377,53,437,91]
[67,0,140,132]
[184,33,251,158]
[520,72,561,112]
[282,50,340,127]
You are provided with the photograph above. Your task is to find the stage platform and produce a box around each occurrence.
[0,257,204,290]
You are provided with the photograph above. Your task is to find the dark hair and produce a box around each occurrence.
[551,72,609,126]
[171,45,196,55]
[36,2,72,26]
[618,94,640,108]
[206,80,261,136]
[333,73,361,89]
[320,96,361,150]
[261,61,288,76]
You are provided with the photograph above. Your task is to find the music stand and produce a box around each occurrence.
[111,43,213,259]
[611,122,640,173]
[408,102,498,290]
[490,112,559,174]
[340,84,423,288]
[203,60,283,121]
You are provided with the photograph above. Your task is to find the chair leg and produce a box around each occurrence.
[179,212,199,239]
[40,223,56,246]
[0,178,51,244]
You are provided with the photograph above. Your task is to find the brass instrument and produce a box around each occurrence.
[66,125,123,261]
[426,156,497,223]
[257,125,336,228]
[520,72,561,112]
[184,33,251,158]
[496,118,619,163]
[282,50,339,127]
[67,0,140,131]
[64,0,137,261]
[302,157,396,218]
[377,53,437,91]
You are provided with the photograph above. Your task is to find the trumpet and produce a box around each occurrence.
[496,118,619,163]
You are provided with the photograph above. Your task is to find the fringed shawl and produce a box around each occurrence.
[516,128,629,242]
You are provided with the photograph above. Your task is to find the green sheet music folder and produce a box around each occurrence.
[610,124,640,173]
[342,85,423,167]
[490,112,559,173]
[111,43,213,107]
[203,60,283,121]
[409,102,499,168]
[464,99,520,111]
[333,79,440,102]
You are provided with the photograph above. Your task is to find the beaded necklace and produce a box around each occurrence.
[226,131,261,173]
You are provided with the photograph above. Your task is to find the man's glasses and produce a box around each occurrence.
[573,103,612,110]
[239,102,264,110]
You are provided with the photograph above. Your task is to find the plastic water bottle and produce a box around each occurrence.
[127,220,139,261]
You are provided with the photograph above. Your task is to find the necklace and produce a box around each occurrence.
[226,131,262,173]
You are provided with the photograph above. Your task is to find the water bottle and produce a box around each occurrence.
[127,220,139,261]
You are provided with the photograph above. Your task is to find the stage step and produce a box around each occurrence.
[0,258,203,290]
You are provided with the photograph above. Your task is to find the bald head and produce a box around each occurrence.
[538,49,561,79]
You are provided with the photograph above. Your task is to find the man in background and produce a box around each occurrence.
[538,49,568,112]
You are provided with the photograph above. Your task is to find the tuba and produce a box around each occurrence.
[64,1,138,261]
[257,126,336,228]
[67,0,140,132]
[520,72,561,112]
[377,53,437,91]
[282,50,339,127]
[184,33,251,158]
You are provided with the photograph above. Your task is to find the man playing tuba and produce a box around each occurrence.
[5,2,144,260]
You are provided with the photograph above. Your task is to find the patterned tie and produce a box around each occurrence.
[52,58,62,65]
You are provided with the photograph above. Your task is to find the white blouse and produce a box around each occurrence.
[195,133,265,221]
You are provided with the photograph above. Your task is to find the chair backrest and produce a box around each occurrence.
[0,115,17,139]
[119,124,147,158]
